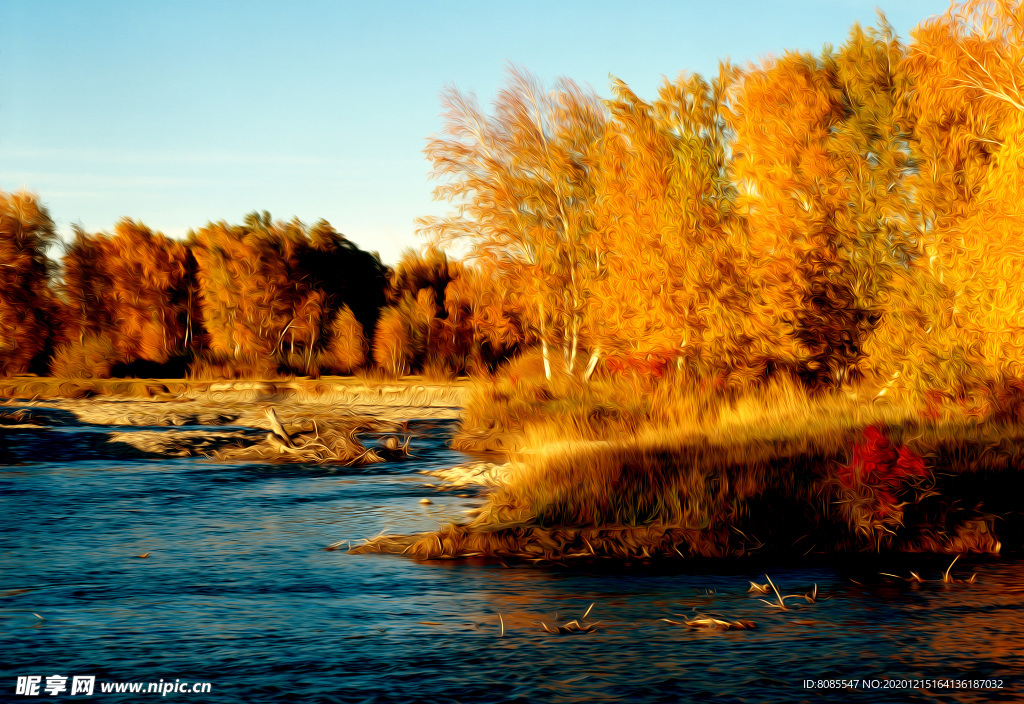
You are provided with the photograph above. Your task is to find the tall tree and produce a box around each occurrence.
[373,306,411,377]
[191,214,317,375]
[442,261,523,375]
[829,18,951,396]
[727,31,925,390]
[322,305,367,374]
[62,219,199,371]
[589,67,791,386]
[418,66,607,379]
[0,190,59,376]
[905,1,1024,385]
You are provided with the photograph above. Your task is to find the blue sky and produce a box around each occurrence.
[1,0,950,264]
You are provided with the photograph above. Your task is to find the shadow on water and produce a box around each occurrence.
[1,419,1022,703]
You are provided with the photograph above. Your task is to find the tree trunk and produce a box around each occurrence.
[583,346,601,383]
[538,300,551,381]
[568,315,579,375]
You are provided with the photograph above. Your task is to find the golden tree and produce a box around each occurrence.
[322,304,367,374]
[62,219,198,372]
[191,213,389,377]
[824,18,952,397]
[729,51,852,388]
[442,261,523,375]
[897,0,1024,391]
[418,66,606,380]
[373,305,411,377]
[588,67,793,387]
[0,190,59,376]
[191,213,327,376]
[62,226,113,341]
[727,24,929,392]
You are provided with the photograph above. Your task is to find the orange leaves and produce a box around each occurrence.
[189,214,388,378]
[63,220,196,369]
[371,249,526,378]
[909,0,1024,122]
[589,68,778,384]
[193,218,296,373]
[730,52,845,268]
[323,305,367,375]
[0,190,58,376]
[726,21,927,389]
[372,306,411,377]
[893,2,1024,388]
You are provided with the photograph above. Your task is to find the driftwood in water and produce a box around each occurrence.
[265,407,296,448]
[213,406,402,466]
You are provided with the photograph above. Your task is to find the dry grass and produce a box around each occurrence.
[211,407,411,465]
[0,409,55,427]
[352,521,738,560]
[661,615,756,631]
[539,603,600,634]
[218,423,384,465]
[881,556,980,584]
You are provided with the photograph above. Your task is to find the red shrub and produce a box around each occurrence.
[836,424,929,528]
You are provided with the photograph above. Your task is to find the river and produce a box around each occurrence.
[1,418,1022,702]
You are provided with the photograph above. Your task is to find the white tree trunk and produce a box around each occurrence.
[568,316,579,376]
[538,300,551,381]
[583,346,601,383]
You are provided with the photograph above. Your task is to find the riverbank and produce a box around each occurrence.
[357,368,1024,561]
[0,375,466,415]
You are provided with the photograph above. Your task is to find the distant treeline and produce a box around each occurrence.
[0,200,523,379]
[4,0,1024,398]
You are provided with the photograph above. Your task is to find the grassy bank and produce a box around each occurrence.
[357,359,1024,561]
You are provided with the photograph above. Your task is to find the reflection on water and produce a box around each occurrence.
[1,419,1022,703]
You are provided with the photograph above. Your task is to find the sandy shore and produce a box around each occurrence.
[0,377,465,419]
[0,377,467,464]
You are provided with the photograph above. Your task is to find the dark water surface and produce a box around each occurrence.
[2,418,1023,703]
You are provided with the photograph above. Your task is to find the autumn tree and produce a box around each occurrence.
[441,261,523,375]
[382,248,455,376]
[0,190,60,376]
[191,214,317,376]
[418,66,606,380]
[190,213,387,377]
[828,18,953,397]
[588,67,792,387]
[373,305,411,377]
[727,18,932,392]
[303,220,390,354]
[60,218,199,376]
[322,305,367,374]
[62,227,114,341]
[896,0,1024,391]
[387,246,459,310]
